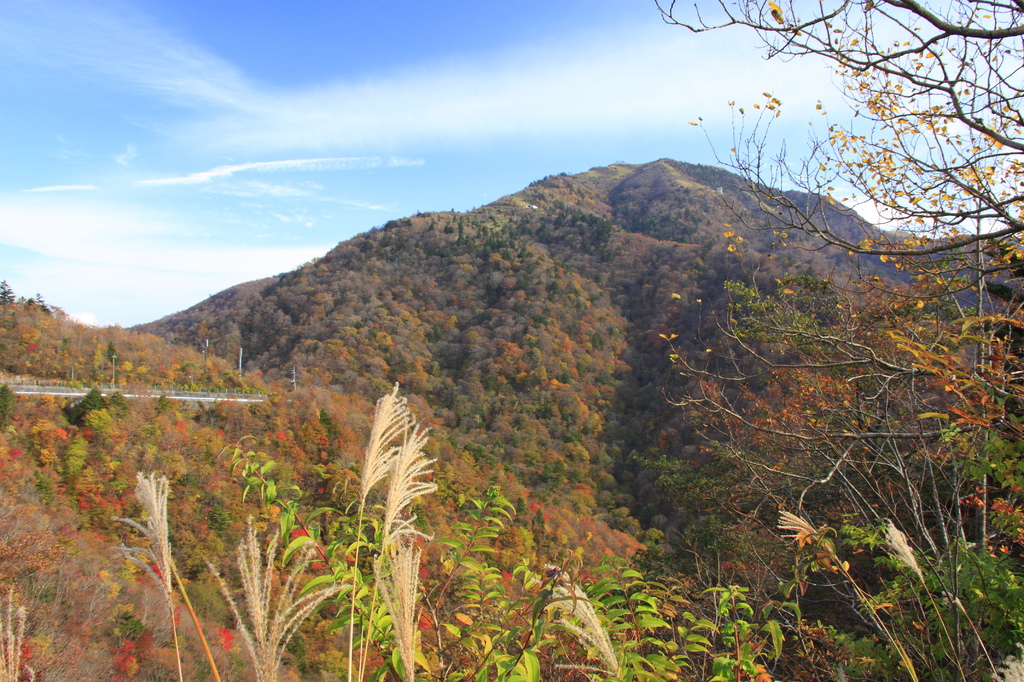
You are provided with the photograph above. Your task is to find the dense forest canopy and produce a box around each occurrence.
[138,160,885,536]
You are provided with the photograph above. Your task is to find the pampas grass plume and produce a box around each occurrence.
[550,584,619,676]
[994,644,1024,682]
[360,384,410,504]
[116,473,174,595]
[884,520,924,581]
[382,424,435,546]
[212,518,342,682]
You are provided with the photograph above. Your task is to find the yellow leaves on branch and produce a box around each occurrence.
[724,228,744,252]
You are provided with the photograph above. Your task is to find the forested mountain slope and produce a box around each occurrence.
[0,294,641,679]
[139,159,881,530]
[0,159,889,679]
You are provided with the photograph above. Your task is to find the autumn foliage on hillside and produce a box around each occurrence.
[0,288,263,392]
[0,378,647,678]
[139,160,884,540]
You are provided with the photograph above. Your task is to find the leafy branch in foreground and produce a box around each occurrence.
[662,0,1024,265]
[778,510,1015,681]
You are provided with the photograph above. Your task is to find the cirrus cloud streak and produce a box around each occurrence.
[136,156,425,186]
[23,184,99,192]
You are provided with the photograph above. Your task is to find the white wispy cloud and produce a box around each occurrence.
[271,213,310,224]
[211,181,317,198]
[136,156,424,186]
[24,250,327,327]
[115,144,139,166]
[331,199,391,211]
[23,184,99,192]
[177,28,842,155]
[2,0,250,110]
[3,1,842,157]
[70,312,100,326]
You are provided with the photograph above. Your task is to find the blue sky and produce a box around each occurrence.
[1,0,844,326]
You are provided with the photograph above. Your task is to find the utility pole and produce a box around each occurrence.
[238,347,243,374]
[111,354,117,388]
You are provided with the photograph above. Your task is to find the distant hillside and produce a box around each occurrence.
[0,291,264,393]
[137,159,883,531]
[140,276,275,360]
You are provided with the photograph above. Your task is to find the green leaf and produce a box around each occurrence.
[299,573,337,597]
[415,649,432,676]
[391,648,404,679]
[636,616,670,629]
[519,649,540,682]
[766,619,784,659]
[283,533,313,564]
[304,506,334,524]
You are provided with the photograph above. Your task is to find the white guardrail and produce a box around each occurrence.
[4,382,268,403]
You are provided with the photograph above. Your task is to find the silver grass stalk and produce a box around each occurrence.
[212,518,342,682]
[884,520,924,582]
[114,472,183,682]
[884,522,995,672]
[778,511,818,539]
[549,584,619,676]
[1,589,33,682]
[377,538,424,682]
[360,384,412,504]
[350,385,428,682]
[382,424,435,547]
[116,473,174,596]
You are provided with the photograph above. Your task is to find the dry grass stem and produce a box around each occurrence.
[212,518,342,682]
[377,538,424,682]
[348,385,427,682]
[1,589,32,682]
[115,472,183,682]
[116,473,174,595]
[549,584,619,676]
[778,512,920,682]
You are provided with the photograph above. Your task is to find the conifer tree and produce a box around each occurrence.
[67,387,106,425]
[0,385,14,428]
